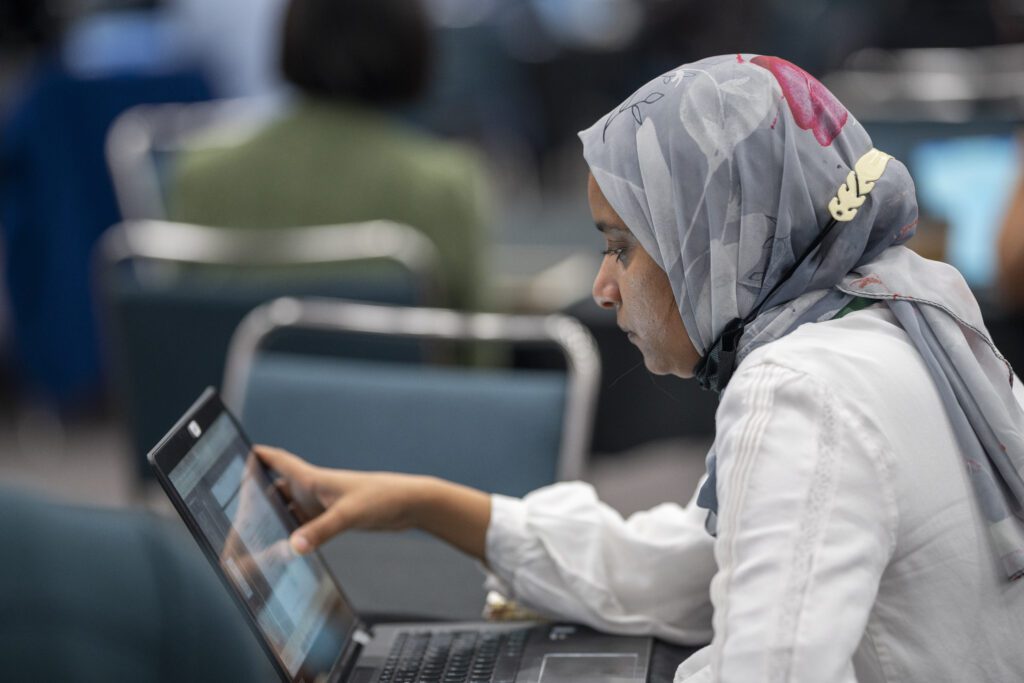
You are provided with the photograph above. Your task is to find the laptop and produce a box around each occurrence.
[149,388,653,683]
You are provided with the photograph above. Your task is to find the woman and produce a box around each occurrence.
[257,55,1024,681]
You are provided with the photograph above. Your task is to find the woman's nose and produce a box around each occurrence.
[592,262,621,309]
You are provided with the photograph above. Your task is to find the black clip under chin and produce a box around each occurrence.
[694,317,746,394]
[691,199,850,394]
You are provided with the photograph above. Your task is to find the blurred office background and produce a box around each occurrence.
[1,0,1024,511]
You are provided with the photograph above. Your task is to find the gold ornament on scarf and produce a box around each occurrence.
[828,148,894,222]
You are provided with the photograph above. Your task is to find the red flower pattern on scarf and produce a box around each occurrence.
[750,55,848,146]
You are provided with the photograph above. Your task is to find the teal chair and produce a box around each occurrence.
[0,487,274,681]
[95,219,440,479]
[222,297,601,620]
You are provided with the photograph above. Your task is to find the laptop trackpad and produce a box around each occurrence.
[537,653,638,682]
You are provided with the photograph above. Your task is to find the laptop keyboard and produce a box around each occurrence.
[377,628,529,683]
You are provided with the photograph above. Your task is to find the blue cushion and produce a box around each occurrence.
[0,487,272,681]
[241,353,567,497]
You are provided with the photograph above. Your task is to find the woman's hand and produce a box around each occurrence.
[254,445,492,561]
[255,445,430,553]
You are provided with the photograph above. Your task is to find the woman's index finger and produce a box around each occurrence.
[253,444,310,480]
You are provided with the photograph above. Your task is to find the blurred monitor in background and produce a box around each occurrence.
[910,134,1020,291]
[996,137,1024,311]
[168,0,491,312]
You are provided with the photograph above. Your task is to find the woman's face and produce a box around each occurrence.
[588,174,701,378]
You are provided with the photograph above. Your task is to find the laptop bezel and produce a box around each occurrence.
[147,387,368,682]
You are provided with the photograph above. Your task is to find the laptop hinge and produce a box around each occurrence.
[331,622,372,682]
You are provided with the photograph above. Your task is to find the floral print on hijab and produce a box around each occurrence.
[748,55,847,146]
[579,54,1024,580]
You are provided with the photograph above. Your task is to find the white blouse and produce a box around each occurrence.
[485,306,1024,682]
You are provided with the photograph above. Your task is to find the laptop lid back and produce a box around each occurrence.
[149,388,364,682]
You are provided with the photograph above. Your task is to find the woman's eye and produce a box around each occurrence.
[601,246,628,264]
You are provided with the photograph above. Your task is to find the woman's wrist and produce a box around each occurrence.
[407,475,447,527]
[409,475,491,561]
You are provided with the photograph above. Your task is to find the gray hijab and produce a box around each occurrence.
[579,54,1024,580]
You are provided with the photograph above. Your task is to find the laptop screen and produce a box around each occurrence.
[166,411,357,681]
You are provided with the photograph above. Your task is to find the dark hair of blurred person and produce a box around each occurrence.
[280,0,433,106]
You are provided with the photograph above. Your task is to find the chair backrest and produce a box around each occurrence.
[102,218,440,280]
[221,297,600,620]
[0,487,272,681]
[95,220,442,478]
[223,297,601,486]
[106,97,284,220]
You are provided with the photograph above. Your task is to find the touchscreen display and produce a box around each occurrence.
[168,413,356,680]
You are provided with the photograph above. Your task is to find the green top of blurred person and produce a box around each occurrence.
[169,0,490,311]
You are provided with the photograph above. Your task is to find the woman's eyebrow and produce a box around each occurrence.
[595,221,629,235]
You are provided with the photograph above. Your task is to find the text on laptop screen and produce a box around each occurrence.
[169,413,356,679]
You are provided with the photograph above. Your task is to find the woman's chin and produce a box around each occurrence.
[640,351,695,379]
[639,354,671,376]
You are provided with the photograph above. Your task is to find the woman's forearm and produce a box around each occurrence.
[412,476,492,562]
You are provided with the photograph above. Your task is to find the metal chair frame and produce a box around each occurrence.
[98,218,441,290]
[106,96,285,220]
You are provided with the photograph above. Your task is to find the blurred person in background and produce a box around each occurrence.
[169,0,491,311]
[0,0,211,409]
[249,55,1024,681]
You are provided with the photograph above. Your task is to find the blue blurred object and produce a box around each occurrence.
[0,58,210,407]
[242,354,567,496]
[170,0,288,99]
[61,9,193,79]
[911,134,1020,287]
[531,0,643,51]
[0,486,273,681]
